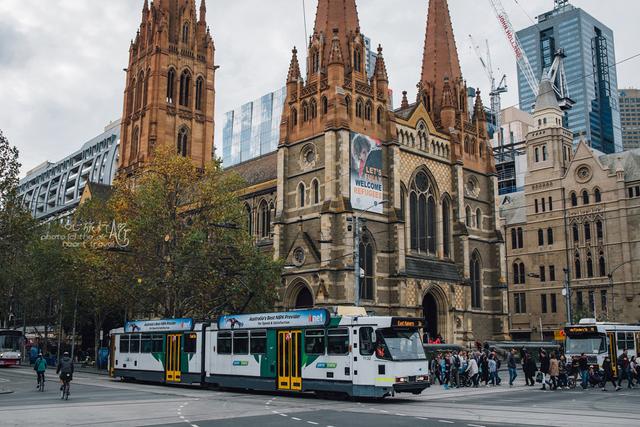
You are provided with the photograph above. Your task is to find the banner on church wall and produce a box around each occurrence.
[350,132,384,213]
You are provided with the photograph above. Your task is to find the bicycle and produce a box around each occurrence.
[37,372,45,392]
[60,374,71,400]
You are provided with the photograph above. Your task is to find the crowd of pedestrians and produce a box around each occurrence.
[428,346,640,392]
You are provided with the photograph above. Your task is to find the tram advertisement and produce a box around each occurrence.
[124,318,193,333]
[218,309,329,330]
[350,132,383,213]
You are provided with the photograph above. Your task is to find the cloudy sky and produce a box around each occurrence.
[1,0,638,176]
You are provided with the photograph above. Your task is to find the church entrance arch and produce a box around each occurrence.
[287,280,314,309]
[422,286,447,343]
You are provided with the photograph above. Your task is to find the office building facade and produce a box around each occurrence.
[619,89,640,150]
[492,107,534,195]
[18,121,120,222]
[516,1,622,154]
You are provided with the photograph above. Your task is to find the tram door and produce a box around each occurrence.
[165,334,182,382]
[277,330,302,391]
[607,332,618,377]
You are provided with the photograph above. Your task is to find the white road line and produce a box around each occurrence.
[272,410,279,414]
[292,417,301,421]
[416,417,429,420]
[438,420,454,424]
[306,422,318,425]
[379,410,389,413]
[179,416,185,419]
[279,413,288,417]
[395,413,407,416]
[468,424,486,427]
[191,425,199,427]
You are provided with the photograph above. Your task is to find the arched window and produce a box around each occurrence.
[570,192,578,207]
[519,262,525,284]
[538,229,544,246]
[179,69,191,107]
[572,223,579,242]
[345,96,352,116]
[311,48,320,73]
[574,252,582,279]
[594,188,601,203]
[377,106,383,124]
[517,227,523,249]
[535,147,540,162]
[512,262,520,284]
[409,170,437,254]
[596,220,603,240]
[321,96,328,115]
[310,98,317,119]
[291,107,298,127]
[182,22,190,43]
[479,143,485,158]
[135,71,144,110]
[302,101,309,122]
[442,198,451,258]
[475,209,482,230]
[195,76,204,110]
[511,229,517,249]
[312,179,320,204]
[365,101,372,121]
[131,126,139,160]
[127,78,135,115]
[465,206,472,227]
[582,190,590,205]
[143,70,149,107]
[177,127,189,157]
[167,68,176,104]
[464,138,469,153]
[471,252,482,309]
[245,205,253,235]
[547,227,554,245]
[598,251,606,277]
[353,47,362,72]
[259,200,270,238]
[356,98,364,118]
[359,234,375,300]
[584,222,591,241]
[542,145,548,161]
[586,251,594,278]
[298,182,305,207]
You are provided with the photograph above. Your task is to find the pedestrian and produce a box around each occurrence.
[558,355,568,389]
[524,351,537,386]
[466,355,479,387]
[631,356,639,386]
[601,355,618,391]
[440,353,450,389]
[578,352,589,389]
[549,352,559,390]
[492,350,502,385]
[508,348,518,386]
[480,353,489,386]
[617,350,633,389]
[488,354,497,386]
[451,351,461,388]
[539,349,550,390]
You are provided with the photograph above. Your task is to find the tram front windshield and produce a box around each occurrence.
[565,335,606,354]
[0,334,21,351]
[377,328,426,361]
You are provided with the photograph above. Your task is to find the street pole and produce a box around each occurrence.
[354,215,361,307]
[70,289,78,360]
[563,268,572,324]
[608,274,614,321]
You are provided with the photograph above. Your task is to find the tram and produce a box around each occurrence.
[110,308,430,398]
[0,329,24,367]
[564,318,640,375]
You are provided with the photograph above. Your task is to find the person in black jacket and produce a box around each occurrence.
[523,352,537,386]
[601,355,618,391]
[539,349,550,390]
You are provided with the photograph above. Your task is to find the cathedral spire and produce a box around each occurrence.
[287,47,302,83]
[420,0,463,115]
[313,0,360,66]
[373,45,388,82]
[199,0,206,22]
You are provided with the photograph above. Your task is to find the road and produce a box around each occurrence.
[0,366,638,427]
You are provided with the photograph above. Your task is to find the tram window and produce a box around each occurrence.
[141,335,152,353]
[218,332,232,354]
[233,331,249,354]
[152,335,164,352]
[359,327,375,356]
[129,334,140,353]
[120,335,130,353]
[617,332,635,350]
[327,328,349,355]
[305,329,325,355]
[184,333,197,353]
[250,330,267,354]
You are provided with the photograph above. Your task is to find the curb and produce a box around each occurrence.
[0,389,14,394]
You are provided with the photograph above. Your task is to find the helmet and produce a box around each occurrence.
[63,351,69,356]
[38,352,43,357]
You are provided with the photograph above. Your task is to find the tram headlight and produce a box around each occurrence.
[416,375,428,382]
[395,376,408,383]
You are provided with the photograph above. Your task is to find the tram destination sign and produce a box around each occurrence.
[124,318,194,333]
[564,326,598,335]
[218,309,330,330]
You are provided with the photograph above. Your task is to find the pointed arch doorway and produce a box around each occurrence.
[422,292,438,342]
[294,286,313,309]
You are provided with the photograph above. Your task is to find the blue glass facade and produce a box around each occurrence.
[516,4,622,153]
[222,87,286,166]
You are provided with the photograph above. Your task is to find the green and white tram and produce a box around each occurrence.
[110,308,430,398]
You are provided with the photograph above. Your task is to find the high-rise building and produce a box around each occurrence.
[18,120,120,222]
[119,0,216,176]
[221,87,286,167]
[516,1,622,154]
[619,89,640,150]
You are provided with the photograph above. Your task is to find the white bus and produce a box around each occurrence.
[0,330,23,367]
[110,308,430,398]
[564,318,640,376]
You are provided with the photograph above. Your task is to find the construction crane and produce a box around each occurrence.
[487,0,539,97]
[469,35,508,146]
[546,48,575,110]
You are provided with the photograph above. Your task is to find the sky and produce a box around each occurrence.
[1,0,639,176]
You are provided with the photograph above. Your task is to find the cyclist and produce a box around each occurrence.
[34,352,47,389]
[56,351,74,395]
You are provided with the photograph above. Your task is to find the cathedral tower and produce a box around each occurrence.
[119,0,216,176]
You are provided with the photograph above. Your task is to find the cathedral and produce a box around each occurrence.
[120,0,508,344]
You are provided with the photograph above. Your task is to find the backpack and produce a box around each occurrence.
[35,358,47,372]
[453,355,461,368]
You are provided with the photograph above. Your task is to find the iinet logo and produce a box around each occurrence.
[309,313,324,323]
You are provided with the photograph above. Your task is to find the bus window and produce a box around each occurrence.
[250,330,267,354]
[305,329,325,355]
[152,335,163,352]
[120,335,130,353]
[233,331,249,354]
[141,335,152,353]
[184,333,197,353]
[359,327,375,356]
[218,332,232,354]
[617,332,635,350]
[327,329,349,355]
[129,334,140,353]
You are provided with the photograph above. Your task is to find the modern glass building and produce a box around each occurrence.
[516,1,622,153]
[619,89,640,150]
[222,87,286,167]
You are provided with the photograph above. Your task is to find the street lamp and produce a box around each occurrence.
[353,200,389,307]
[606,260,634,322]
